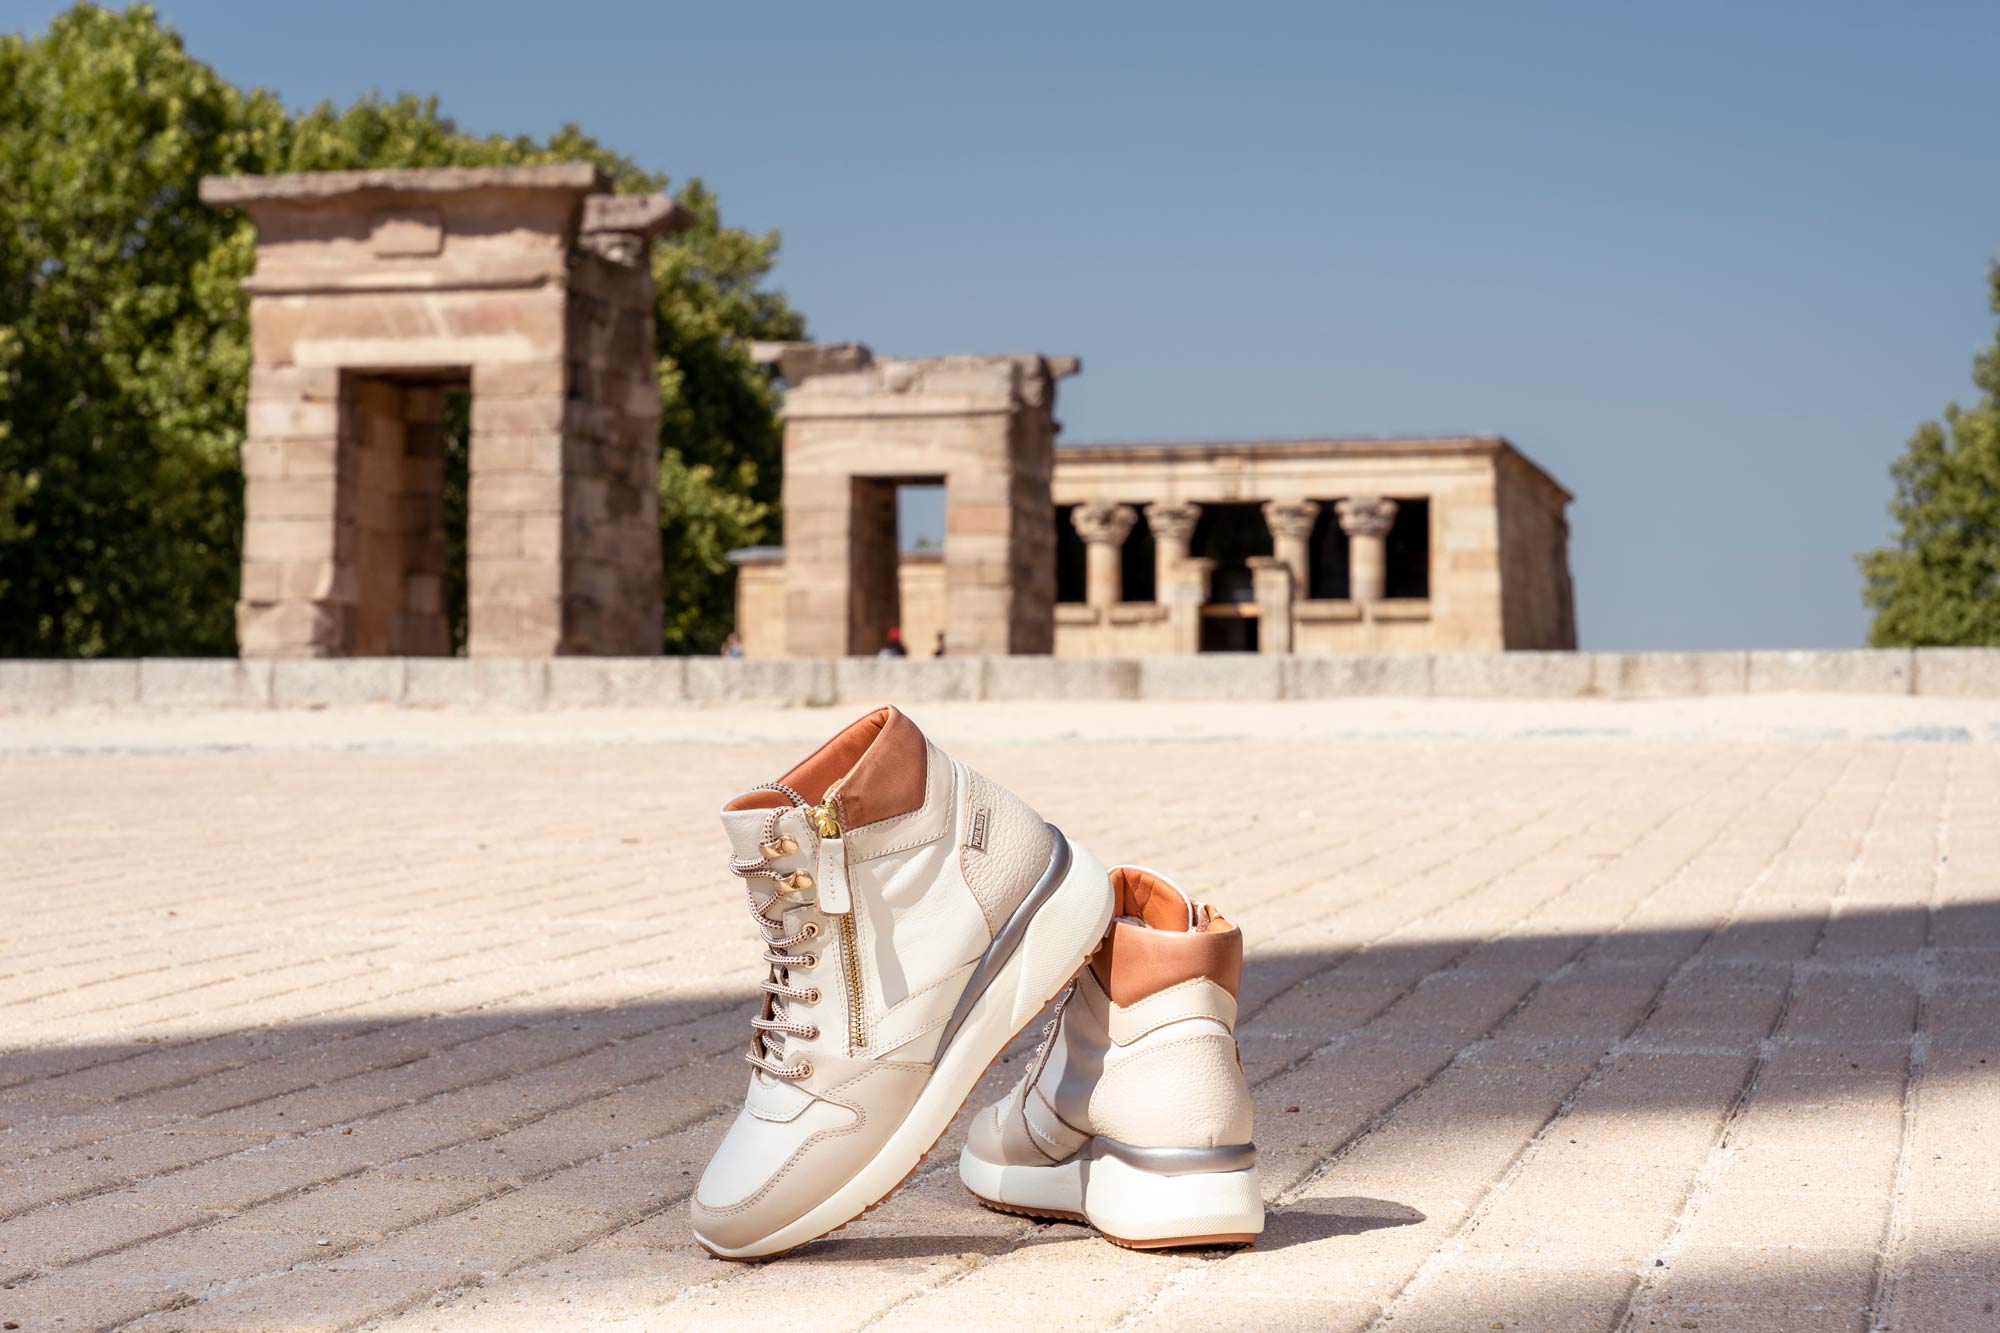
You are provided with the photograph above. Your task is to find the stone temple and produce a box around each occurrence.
[732,345,1575,658]
[205,164,1574,660]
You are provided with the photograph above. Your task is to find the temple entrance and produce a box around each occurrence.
[342,371,463,656]
[1193,502,1272,653]
[846,475,945,657]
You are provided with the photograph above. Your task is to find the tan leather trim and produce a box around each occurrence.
[1091,915,1243,1004]
[1110,866,1196,931]
[835,706,927,829]
[722,706,929,829]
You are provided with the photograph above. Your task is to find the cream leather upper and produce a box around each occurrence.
[695,732,1063,1248]
[968,871,1254,1169]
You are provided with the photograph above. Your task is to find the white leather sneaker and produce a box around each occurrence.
[690,706,1115,1259]
[958,865,1263,1248]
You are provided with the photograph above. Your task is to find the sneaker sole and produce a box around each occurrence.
[959,1144,1265,1249]
[693,828,1114,1260]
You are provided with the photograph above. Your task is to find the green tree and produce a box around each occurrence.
[0,4,802,657]
[1860,265,2000,646]
[0,4,284,655]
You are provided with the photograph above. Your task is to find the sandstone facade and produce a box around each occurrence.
[732,346,1575,657]
[204,164,682,658]
[754,347,1079,657]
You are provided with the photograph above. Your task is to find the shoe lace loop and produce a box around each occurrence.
[727,783,822,1081]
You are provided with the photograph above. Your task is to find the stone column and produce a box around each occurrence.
[1072,503,1137,614]
[1248,557,1293,654]
[1336,495,1399,608]
[1261,500,1320,595]
[1144,502,1201,600]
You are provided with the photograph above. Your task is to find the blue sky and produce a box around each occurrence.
[46,1,2000,648]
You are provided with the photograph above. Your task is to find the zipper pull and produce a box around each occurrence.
[810,799,852,915]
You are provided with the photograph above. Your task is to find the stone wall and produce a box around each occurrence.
[6,649,1995,711]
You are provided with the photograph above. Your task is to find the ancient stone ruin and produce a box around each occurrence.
[202,164,681,657]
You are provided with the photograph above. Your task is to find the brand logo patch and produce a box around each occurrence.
[969,807,991,852]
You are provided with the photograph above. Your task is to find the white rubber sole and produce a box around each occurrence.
[694,835,1114,1259]
[959,1146,1265,1248]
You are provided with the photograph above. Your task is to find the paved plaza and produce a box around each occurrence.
[1,697,1997,1332]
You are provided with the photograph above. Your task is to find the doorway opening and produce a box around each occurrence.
[849,475,945,656]
[341,369,465,657]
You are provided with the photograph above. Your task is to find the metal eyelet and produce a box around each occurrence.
[805,1026,820,1041]
[805,988,821,1004]
[802,922,820,939]
[793,1062,812,1079]
[798,954,817,969]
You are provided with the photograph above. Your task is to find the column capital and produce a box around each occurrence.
[1143,501,1201,546]
[1072,501,1138,546]
[1261,498,1321,542]
[1336,495,1398,540]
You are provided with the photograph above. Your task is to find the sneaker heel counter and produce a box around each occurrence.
[958,764,1057,935]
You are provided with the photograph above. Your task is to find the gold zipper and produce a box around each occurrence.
[808,792,866,1053]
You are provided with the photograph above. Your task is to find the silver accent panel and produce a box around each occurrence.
[1086,1136,1258,1175]
[931,825,1072,1065]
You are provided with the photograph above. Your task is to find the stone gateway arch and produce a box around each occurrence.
[203,164,681,658]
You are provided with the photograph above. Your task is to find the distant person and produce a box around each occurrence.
[720,632,743,659]
[878,627,908,658]
[933,632,946,657]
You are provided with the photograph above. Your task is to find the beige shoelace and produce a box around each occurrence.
[727,783,823,1081]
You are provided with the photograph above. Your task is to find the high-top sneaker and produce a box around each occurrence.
[690,707,1115,1259]
[958,865,1263,1248]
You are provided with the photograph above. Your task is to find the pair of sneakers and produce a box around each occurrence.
[690,707,1263,1259]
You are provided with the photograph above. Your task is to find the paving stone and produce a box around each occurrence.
[0,700,1989,1331]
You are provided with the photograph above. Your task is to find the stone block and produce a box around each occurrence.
[545,657,686,707]
[1914,647,2000,697]
[270,658,407,707]
[403,658,549,708]
[1748,649,1914,695]
[1589,651,1749,697]
[1431,650,1593,697]
[68,660,141,708]
[237,600,347,657]
[247,397,338,439]
[1282,654,1434,698]
[979,655,1140,701]
[684,657,834,706]
[468,472,563,514]
[138,659,274,709]
[831,656,983,705]
[0,661,71,713]
[1138,654,1282,701]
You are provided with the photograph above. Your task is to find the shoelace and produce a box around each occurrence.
[727,783,823,1080]
[1017,975,1078,1107]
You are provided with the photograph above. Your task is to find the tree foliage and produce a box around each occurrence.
[0,3,802,656]
[1860,266,2000,646]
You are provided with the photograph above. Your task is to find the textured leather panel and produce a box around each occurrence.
[1088,1031,1255,1149]
[1107,977,1239,1047]
[959,765,1055,937]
